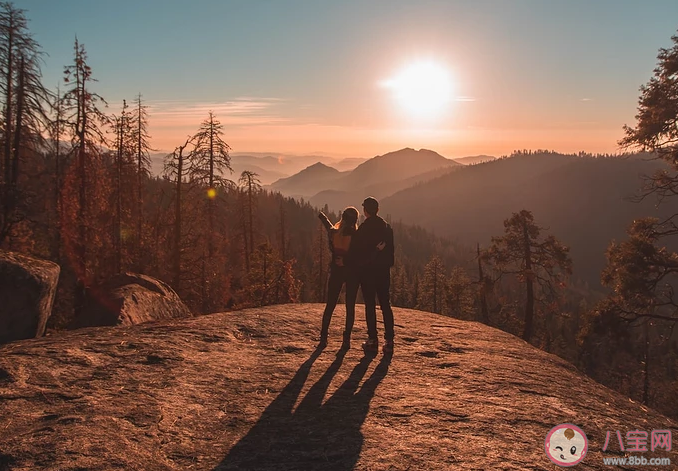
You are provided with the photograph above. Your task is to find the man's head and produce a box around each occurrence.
[362,196,379,217]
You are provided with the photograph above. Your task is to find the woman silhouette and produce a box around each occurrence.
[317,207,360,349]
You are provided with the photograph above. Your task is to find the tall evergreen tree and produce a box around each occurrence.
[111,99,133,274]
[238,170,260,269]
[599,220,678,324]
[475,243,490,323]
[0,2,50,244]
[483,210,572,342]
[240,242,301,307]
[130,93,152,270]
[616,29,678,326]
[446,266,475,319]
[419,255,446,314]
[190,112,232,257]
[48,85,66,261]
[163,136,193,293]
[61,37,109,315]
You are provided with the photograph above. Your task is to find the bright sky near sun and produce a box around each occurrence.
[14,0,678,158]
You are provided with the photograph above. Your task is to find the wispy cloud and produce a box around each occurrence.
[454,96,476,102]
[147,97,289,127]
[580,98,593,102]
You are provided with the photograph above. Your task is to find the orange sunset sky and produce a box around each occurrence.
[15,0,678,158]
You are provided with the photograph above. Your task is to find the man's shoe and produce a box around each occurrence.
[362,338,378,352]
[383,340,394,354]
[340,332,351,350]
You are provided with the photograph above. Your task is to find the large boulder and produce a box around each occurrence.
[0,250,60,344]
[75,272,191,327]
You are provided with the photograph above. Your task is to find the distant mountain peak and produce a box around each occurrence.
[269,161,342,195]
[306,161,333,170]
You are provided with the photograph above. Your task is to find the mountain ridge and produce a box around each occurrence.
[270,148,461,211]
[381,152,671,285]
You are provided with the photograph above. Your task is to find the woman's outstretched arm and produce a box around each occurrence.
[318,211,333,232]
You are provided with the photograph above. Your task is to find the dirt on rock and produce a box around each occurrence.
[0,304,675,470]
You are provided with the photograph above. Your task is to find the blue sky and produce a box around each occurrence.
[15,0,678,156]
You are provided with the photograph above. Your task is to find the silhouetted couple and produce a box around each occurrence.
[318,196,395,354]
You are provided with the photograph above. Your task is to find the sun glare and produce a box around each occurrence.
[383,61,454,117]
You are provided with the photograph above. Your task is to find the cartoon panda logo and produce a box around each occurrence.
[545,424,588,467]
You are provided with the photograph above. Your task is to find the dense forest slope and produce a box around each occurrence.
[1,304,675,470]
[382,152,671,285]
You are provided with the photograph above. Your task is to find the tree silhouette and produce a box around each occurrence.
[48,85,66,261]
[110,99,134,274]
[475,243,490,323]
[483,210,572,342]
[599,220,678,326]
[239,242,301,307]
[620,31,678,206]
[130,93,152,271]
[446,266,475,320]
[616,29,678,327]
[0,2,50,244]
[419,255,446,314]
[238,170,261,270]
[163,136,193,293]
[61,37,110,317]
[190,112,232,258]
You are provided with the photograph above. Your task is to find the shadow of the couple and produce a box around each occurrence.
[214,348,392,470]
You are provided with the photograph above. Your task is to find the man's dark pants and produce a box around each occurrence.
[361,267,394,341]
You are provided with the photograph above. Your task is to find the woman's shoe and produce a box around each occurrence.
[383,340,394,354]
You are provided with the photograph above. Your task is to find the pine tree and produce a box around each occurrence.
[238,170,260,269]
[163,137,192,293]
[0,2,50,244]
[484,210,572,342]
[129,93,152,271]
[61,37,110,317]
[475,242,490,323]
[190,112,232,257]
[110,99,134,274]
[615,29,678,326]
[390,258,409,308]
[278,198,287,261]
[446,266,475,319]
[239,242,301,307]
[598,219,678,324]
[49,85,66,261]
[419,255,446,314]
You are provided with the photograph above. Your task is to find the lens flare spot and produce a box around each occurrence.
[207,188,217,199]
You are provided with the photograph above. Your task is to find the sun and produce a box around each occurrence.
[382,61,454,117]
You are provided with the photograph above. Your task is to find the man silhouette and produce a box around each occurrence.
[351,196,395,354]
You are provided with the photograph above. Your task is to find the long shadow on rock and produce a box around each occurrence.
[215,351,391,471]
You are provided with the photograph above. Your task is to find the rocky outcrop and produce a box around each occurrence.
[0,304,675,470]
[0,250,60,344]
[74,272,191,328]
